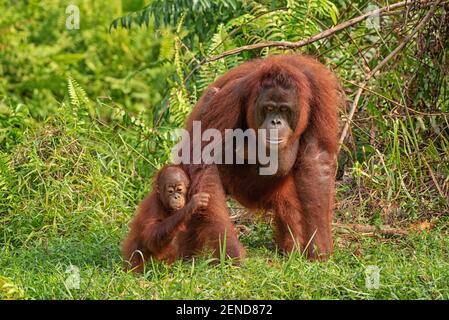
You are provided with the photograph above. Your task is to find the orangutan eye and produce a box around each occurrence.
[280,106,289,113]
[265,105,274,113]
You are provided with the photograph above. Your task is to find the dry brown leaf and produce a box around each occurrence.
[409,220,434,232]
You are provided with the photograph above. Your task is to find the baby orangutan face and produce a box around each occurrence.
[158,167,190,212]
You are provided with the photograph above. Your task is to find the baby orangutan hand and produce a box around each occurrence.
[189,192,210,213]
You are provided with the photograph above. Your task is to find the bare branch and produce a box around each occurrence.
[333,223,409,236]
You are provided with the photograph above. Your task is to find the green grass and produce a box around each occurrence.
[1,220,448,299]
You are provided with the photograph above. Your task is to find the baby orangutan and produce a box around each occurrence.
[122,165,210,272]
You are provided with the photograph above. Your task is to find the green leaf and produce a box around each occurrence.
[330,9,337,25]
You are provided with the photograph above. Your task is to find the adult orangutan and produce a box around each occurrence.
[179,54,342,261]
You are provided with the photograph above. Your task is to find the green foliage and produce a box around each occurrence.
[110,0,243,45]
[0,276,24,300]
[0,77,176,248]
[67,77,90,108]
[0,0,176,119]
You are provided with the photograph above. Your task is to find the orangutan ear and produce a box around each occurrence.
[153,178,161,197]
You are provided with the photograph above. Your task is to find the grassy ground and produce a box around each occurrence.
[1,220,448,299]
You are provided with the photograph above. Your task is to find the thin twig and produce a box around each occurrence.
[333,223,409,236]
[422,157,447,199]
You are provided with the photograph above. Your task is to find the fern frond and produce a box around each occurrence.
[67,77,89,107]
